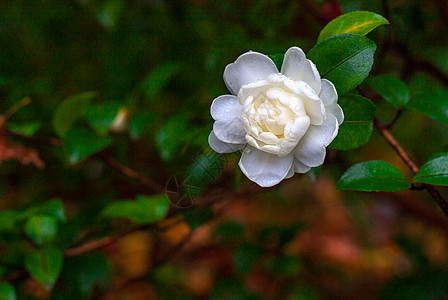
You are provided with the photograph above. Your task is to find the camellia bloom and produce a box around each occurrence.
[209,47,344,187]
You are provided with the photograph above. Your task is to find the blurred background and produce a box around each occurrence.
[1,0,448,299]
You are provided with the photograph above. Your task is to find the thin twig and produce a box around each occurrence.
[374,118,448,217]
[101,157,166,194]
[384,108,403,130]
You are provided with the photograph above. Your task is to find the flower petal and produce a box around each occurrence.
[319,79,338,105]
[319,79,343,125]
[281,47,321,94]
[239,146,293,187]
[294,114,338,167]
[224,51,278,95]
[293,158,312,173]
[213,118,246,144]
[208,131,245,153]
[296,81,325,125]
[211,95,241,121]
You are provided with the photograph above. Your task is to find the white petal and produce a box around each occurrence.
[285,166,295,179]
[281,47,321,94]
[224,51,278,95]
[213,118,246,144]
[208,131,245,153]
[293,158,312,173]
[294,114,338,167]
[210,95,241,121]
[319,79,338,105]
[296,81,325,125]
[319,79,343,125]
[327,103,344,125]
[239,146,293,187]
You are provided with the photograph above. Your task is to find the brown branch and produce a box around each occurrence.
[374,118,448,217]
[383,108,403,130]
[101,156,166,194]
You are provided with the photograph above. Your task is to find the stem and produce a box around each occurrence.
[374,118,448,217]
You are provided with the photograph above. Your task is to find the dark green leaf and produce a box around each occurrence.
[268,53,284,70]
[102,194,170,224]
[143,62,182,101]
[366,75,410,108]
[84,101,123,136]
[34,199,67,223]
[317,11,388,42]
[329,95,376,150]
[64,127,112,164]
[0,211,21,233]
[337,160,410,192]
[129,111,155,140]
[6,121,41,136]
[156,114,190,161]
[25,247,64,290]
[406,73,448,125]
[52,91,97,138]
[413,153,448,185]
[308,34,376,95]
[25,215,58,245]
[0,282,16,300]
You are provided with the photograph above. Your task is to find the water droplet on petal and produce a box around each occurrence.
[246,148,251,153]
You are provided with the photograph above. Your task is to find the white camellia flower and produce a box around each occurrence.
[209,47,344,187]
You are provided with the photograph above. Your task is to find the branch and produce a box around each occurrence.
[374,118,448,217]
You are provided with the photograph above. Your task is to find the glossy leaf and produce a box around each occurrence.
[0,282,16,300]
[64,127,112,164]
[25,247,64,290]
[25,215,58,245]
[143,62,183,101]
[406,73,448,125]
[102,194,170,224]
[129,111,155,140]
[329,95,376,150]
[337,160,410,192]
[367,75,410,108]
[317,11,388,42]
[6,121,41,136]
[84,101,123,136]
[413,153,448,185]
[52,91,97,138]
[308,33,376,95]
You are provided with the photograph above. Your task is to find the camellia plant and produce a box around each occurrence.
[1,2,448,299]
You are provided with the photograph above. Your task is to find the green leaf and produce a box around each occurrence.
[143,62,182,101]
[25,247,64,290]
[84,101,123,136]
[307,33,376,95]
[52,91,97,138]
[6,121,41,136]
[129,111,155,140]
[337,160,410,192]
[317,11,389,42]
[406,73,448,126]
[329,95,376,150]
[366,75,410,108]
[156,114,190,161]
[64,127,112,164]
[35,198,67,223]
[0,282,16,300]
[413,153,448,185]
[268,53,284,70]
[102,194,170,224]
[0,211,21,233]
[25,216,58,245]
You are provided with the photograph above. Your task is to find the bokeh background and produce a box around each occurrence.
[1,0,448,299]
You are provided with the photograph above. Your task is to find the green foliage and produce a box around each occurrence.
[406,73,448,126]
[24,216,58,245]
[317,11,389,42]
[52,92,97,138]
[64,127,112,164]
[269,53,284,70]
[308,34,376,95]
[6,121,41,136]
[0,282,16,300]
[367,75,410,108]
[329,95,376,150]
[413,153,448,185]
[101,194,170,224]
[142,62,183,102]
[84,102,123,136]
[25,247,63,290]
[337,161,410,192]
